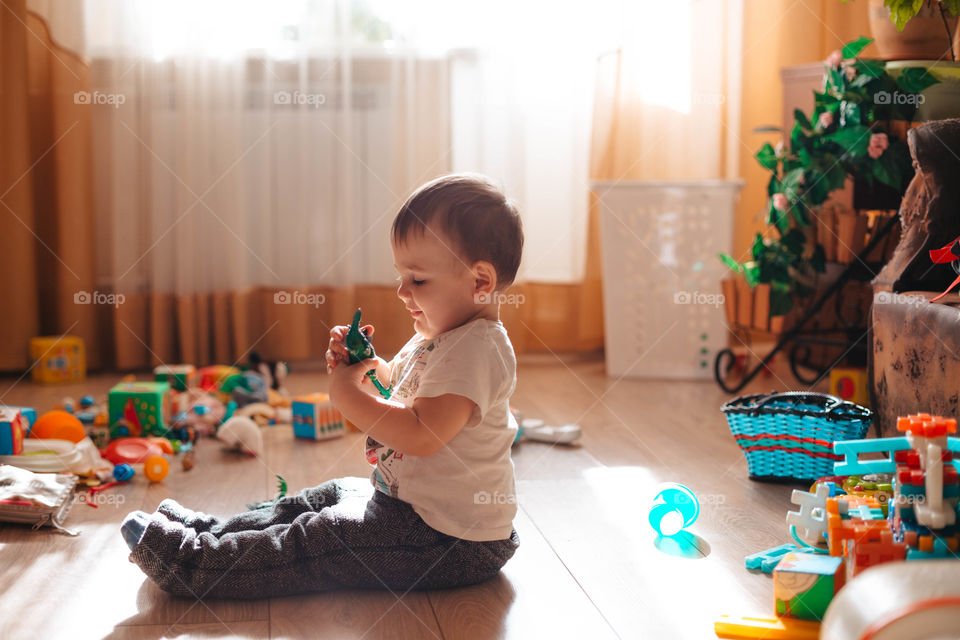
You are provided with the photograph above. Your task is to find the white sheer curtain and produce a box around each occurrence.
[75,0,622,299]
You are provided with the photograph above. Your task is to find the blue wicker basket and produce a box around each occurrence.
[721,392,872,481]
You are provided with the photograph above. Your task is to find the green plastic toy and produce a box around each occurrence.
[346,308,392,399]
[247,475,288,510]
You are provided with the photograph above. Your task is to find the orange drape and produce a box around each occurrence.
[1,2,98,370]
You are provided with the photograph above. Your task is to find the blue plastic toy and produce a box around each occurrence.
[649,483,699,537]
[113,463,135,482]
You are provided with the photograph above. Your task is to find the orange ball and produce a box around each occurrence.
[31,410,85,443]
[143,455,169,482]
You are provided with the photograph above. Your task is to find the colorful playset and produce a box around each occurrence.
[2,310,402,531]
[717,412,960,638]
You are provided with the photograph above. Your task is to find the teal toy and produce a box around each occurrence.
[649,483,700,537]
[345,308,392,399]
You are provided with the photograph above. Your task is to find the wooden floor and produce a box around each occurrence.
[0,352,826,639]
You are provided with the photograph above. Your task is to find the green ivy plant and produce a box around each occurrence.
[719,36,939,316]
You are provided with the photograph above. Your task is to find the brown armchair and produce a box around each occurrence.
[870,119,960,435]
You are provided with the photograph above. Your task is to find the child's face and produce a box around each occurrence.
[393,226,480,339]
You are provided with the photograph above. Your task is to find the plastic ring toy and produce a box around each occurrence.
[649,483,700,537]
[143,455,169,482]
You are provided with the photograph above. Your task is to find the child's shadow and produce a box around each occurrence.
[105,574,516,638]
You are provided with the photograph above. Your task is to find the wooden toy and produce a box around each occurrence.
[29,335,85,384]
[773,552,845,621]
[154,364,196,391]
[108,381,171,438]
[0,408,27,455]
[292,393,344,440]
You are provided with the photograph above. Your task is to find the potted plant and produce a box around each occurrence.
[844,0,960,60]
[720,37,939,331]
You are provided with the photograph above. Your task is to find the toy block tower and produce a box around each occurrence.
[292,393,344,440]
[892,413,960,558]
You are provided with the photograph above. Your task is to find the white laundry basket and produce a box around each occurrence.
[593,180,743,380]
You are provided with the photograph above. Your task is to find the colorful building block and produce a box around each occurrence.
[0,408,26,455]
[154,364,196,391]
[108,381,171,438]
[833,437,912,475]
[745,543,804,573]
[292,393,344,440]
[29,335,85,384]
[829,367,869,407]
[197,365,241,396]
[786,484,830,546]
[845,530,906,579]
[0,406,37,435]
[773,552,845,621]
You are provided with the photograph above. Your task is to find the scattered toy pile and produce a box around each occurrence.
[717,412,960,639]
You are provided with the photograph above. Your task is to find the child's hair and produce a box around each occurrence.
[392,173,523,289]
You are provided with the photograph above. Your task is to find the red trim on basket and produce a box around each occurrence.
[734,432,835,448]
[738,444,843,460]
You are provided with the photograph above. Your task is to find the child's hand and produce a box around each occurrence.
[329,355,379,407]
[326,323,374,374]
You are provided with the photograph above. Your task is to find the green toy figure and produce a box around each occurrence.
[345,308,392,399]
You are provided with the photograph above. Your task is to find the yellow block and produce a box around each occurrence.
[29,335,86,384]
[715,614,820,640]
[829,367,869,407]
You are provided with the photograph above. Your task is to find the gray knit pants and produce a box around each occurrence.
[129,476,519,599]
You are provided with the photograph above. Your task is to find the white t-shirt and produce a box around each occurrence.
[365,317,519,542]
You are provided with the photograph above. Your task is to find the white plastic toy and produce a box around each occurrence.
[217,416,263,456]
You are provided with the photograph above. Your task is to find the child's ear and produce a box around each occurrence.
[472,260,497,295]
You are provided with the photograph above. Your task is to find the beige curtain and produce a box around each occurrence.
[2,1,877,372]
